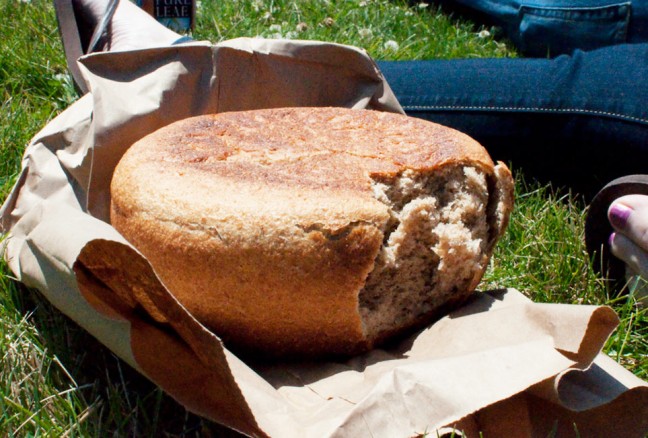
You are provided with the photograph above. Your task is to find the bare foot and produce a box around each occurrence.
[608,194,648,281]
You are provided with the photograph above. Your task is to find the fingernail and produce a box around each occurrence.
[609,203,632,229]
[608,232,616,246]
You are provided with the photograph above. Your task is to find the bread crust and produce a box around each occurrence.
[111,107,512,357]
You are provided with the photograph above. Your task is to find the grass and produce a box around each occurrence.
[0,0,644,436]
[194,0,513,59]
[480,175,648,379]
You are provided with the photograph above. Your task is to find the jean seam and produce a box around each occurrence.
[402,105,648,124]
[519,4,631,25]
[519,2,631,16]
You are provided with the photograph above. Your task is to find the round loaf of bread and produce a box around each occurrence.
[110,107,514,358]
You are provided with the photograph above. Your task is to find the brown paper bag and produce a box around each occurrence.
[1,38,646,437]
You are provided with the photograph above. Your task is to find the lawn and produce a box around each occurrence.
[0,0,645,436]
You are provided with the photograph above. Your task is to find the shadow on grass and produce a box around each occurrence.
[8,280,244,437]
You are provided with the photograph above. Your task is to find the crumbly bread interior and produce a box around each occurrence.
[110,108,514,357]
[361,165,490,338]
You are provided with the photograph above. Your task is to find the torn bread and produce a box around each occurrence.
[110,107,514,358]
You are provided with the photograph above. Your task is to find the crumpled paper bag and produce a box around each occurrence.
[1,37,646,437]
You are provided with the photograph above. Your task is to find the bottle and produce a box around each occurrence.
[135,0,195,34]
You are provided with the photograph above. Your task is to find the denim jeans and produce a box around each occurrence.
[377,43,648,197]
[436,0,648,56]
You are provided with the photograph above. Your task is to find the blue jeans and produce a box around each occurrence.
[436,0,648,56]
[377,42,648,197]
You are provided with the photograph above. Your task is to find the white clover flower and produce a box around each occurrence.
[383,40,399,51]
[285,31,298,39]
[359,0,368,6]
[262,11,272,21]
[269,24,282,32]
[418,2,429,8]
[358,28,373,39]
[494,41,509,55]
[404,10,414,16]
[252,0,264,12]
[477,29,491,38]
[296,22,308,32]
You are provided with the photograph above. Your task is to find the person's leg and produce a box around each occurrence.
[378,43,648,197]
[434,0,648,56]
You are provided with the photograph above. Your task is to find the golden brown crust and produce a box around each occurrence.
[111,107,509,358]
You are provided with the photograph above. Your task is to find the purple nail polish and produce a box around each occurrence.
[609,203,632,229]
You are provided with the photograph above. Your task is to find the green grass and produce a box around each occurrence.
[0,0,644,436]
[194,0,513,59]
[480,175,648,378]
